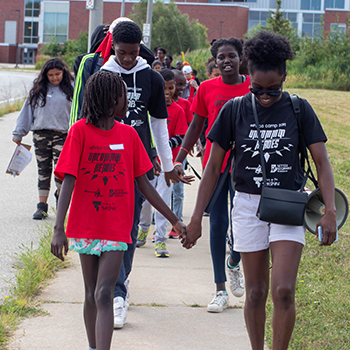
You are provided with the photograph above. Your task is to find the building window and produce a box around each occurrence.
[43,2,69,43]
[283,12,298,29]
[248,11,271,30]
[220,0,257,2]
[25,0,41,17]
[330,23,346,32]
[24,21,39,43]
[325,0,345,9]
[302,13,321,36]
[300,0,321,11]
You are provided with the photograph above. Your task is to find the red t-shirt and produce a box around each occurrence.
[176,97,193,124]
[190,75,250,172]
[54,119,153,243]
[167,101,188,161]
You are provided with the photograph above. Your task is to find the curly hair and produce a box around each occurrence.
[112,21,142,44]
[210,38,243,59]
[28,58,73,108]
[243,31,294,75]
[82,70,127,126]
[159,69,175,82]
[205,57,218,75]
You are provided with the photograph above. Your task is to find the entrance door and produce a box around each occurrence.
[22,49,35,64]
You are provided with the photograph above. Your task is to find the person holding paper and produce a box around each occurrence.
[12,58,74,220]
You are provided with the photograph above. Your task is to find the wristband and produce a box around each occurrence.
[180,146,189,154]
[173,162,182,167]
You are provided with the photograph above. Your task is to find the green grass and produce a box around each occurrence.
[0,220,67,348]
[263,87,350,349]
[0,98,25,118]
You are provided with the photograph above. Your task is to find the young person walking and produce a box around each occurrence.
[176,38,250,312]
[182,31,337,350]
[51,70,186,350]
[100,21,191,328]
[12,58,74,219]
[136,69,188,256]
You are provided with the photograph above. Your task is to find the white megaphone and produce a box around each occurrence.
[304,187,349,234]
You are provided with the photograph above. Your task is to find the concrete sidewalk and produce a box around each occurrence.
[8,158,259,350]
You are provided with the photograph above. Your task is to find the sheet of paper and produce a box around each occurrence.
[7,145,32,176]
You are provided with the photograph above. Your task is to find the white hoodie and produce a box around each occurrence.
[101,56,174,173]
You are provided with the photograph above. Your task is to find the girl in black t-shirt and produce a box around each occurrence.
[182,31,337,349]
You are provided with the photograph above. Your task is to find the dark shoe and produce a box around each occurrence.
[33,202,48,220]
[54,190,59,208]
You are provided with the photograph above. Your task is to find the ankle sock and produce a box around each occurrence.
[227,258,239,269]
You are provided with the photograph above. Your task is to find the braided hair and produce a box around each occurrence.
[82,70,127,126]
[243,31,294,75]
[28,57,73,108]
[210,38,243,59]
[158,69,175,82]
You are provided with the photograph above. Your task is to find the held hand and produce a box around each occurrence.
[181,218,202,249]
[12,138,21,146]
[152,157,161,177]
[316,211,337,246]
[164,166,195,187]
[51,227,69,261]
[173,220,187,240]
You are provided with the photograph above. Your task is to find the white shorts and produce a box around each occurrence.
[232,191,305,253]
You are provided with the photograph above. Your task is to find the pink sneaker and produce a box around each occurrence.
[168,227,179,239]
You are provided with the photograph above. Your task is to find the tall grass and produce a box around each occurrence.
[0,221,67,348]
[264,87,350,349]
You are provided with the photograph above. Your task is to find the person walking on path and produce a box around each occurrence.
[12,57,74,219]
[182,31,337,350]
[175,38,250,313]
[51,70,186,350]
[136,69,188,257]
[100,21,193,328]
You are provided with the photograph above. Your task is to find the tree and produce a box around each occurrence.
[246,0,300,52]
[130,0,209,55]
[264,0,300,51]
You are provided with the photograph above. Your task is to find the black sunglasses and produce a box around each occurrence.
[249,77,285,97]
[249,87,281,97]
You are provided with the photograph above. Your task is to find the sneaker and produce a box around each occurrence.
[154,242,169,258]
[151,232,156,243]
[207,291,229,313]
[227,257,244,298]
[33,202,48,220]
[136,227,151,248]
[168,227,179,239]
[113,296,127,329]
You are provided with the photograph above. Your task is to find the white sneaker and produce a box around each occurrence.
[113,296,127,329]
[227,258,244,298]
[207,291,229,313]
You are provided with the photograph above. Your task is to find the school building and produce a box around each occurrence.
[1,0,350,64]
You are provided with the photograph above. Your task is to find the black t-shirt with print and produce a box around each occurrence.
[115,67,168,180]
[207,92,327,194]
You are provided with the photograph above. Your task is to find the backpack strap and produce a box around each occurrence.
[290,94,318,188]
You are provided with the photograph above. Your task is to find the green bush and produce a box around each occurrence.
[38,31,88,71]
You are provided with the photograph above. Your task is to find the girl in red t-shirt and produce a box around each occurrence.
[51,71,186,350]
[175,38,250,313]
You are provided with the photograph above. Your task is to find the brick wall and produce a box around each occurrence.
[324,10,350,38]
[177,4,249,42]
[69,2,249,43]
[0,45,18,63]
[0,0,25,44]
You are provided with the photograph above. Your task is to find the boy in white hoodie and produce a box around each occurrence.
[101,21,192,329]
